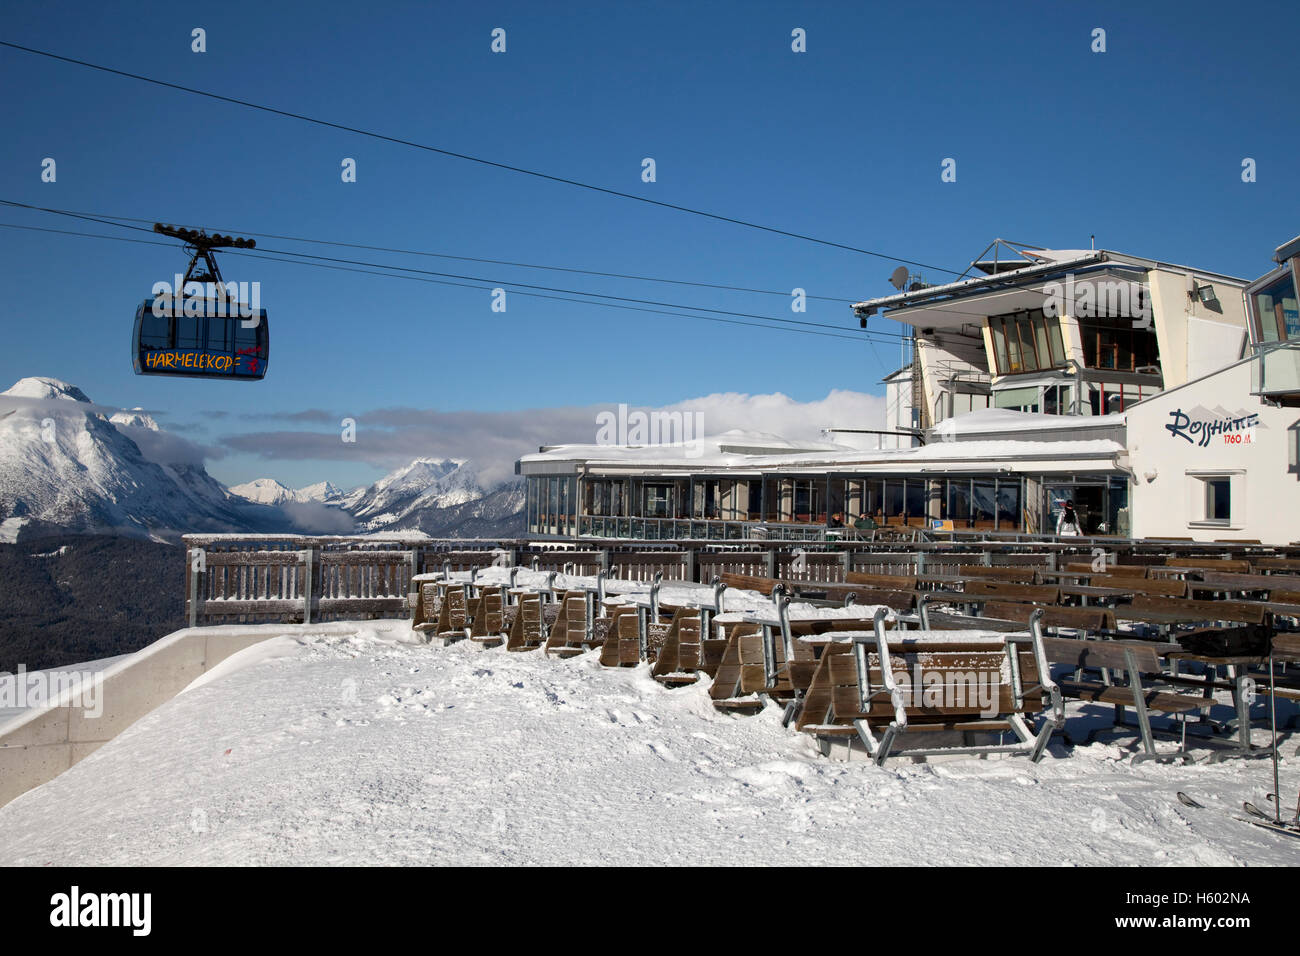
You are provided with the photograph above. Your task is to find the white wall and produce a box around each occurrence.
[1146,269,1248,389]
[0,627,282,808]
[1126,356,1299,543]
[883,373,915,449]
[917,333,988,429]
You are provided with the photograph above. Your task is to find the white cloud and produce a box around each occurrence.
[220,390,887,488]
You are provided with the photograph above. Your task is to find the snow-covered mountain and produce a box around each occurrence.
[229,478,344,506]
[339,457,522,537]
[344,458,474,521]
[296,480,343,503]
[0,377,260,542]
[0,377,525,542]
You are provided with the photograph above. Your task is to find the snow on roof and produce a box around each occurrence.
[520,411,1124,472]
[524,430,850,468]
[934,407,1125,436]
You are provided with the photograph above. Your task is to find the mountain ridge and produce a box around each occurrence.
[0,377,525,543]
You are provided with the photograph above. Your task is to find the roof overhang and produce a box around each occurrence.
[867,261,1153,332]
[855,249,1248,333]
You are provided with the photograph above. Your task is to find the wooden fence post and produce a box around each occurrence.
[188,547,203,628]
[303,548,314,624]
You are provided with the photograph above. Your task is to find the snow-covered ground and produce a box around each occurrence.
[1,608,1297,866]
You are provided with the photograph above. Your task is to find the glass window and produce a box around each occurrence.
[138,304,171,350]
[207,317,234,353]
[1005,319,1024,372]
[973,479,996,525]
[947,479,971,525]
[1032,315,1051,369]
[645,483,671,518]
[989,310,1067,375]
[1205,478,1230,521]
[1252,271,1299,342]
[990,320,1008,374]
[884,480,904,520]
[1016,315,1038,368]
[1047,320,1066,365]
[794,481,811,519]
[905,479,925,520]
[234,317,260,354]
[176,315,203,350]
[996,479,1021,530]
[1078,318,1159,372]
[1042,385,1065,416]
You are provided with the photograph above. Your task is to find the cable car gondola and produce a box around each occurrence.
[133,223,269,380]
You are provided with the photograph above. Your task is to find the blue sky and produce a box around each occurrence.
[1,0,1297,489]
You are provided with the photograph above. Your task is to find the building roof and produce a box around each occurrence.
[852,247,1249,328]
[518,411,1124,476]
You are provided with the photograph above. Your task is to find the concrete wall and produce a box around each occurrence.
[1126,356,1300,543]
[1147,268,1248,389]
[0,628,279,809]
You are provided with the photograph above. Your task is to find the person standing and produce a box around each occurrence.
[1057,501,1081,536]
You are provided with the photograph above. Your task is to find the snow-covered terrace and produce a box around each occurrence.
[0,567,1296,865]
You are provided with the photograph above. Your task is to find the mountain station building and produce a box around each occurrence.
[517,236,1300,545]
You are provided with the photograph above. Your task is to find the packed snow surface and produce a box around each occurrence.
[0,610,1296,866]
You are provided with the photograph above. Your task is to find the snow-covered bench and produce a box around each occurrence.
[598,606,642,667]
[468,586,508,647]
[505,593,547,652]
[544,592,597,659]
[795,608,1062,766]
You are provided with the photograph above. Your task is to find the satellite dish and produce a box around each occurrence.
[888,266,909,290]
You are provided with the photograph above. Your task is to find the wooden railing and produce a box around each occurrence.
[181,534,1300,626]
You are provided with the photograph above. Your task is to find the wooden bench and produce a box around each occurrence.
[709,622,765,713]
[1160,557,1253,574]
[598,606,643,667]
[795,608,1061,765]
[744,597,886,720]
[843,588,915,614]
[1185,571,1300,596]
[718,571,782,596]
[982,601,1116,634]
[1120,595,1273,628]
[1253,558,1300,574]
[718,570,861,606]
[505,593,547,652]
[1043,634,1214,763]
[411,581,444,636]
[428,584,471,645]
[956,564,1041,584]
[1088,573,1188,598]
[544,591,596,658]
[469,585,508,646]
[845,571,919,590]
[652,609,705,685]
[963,581,1062,604]
[1064,562,1149,578]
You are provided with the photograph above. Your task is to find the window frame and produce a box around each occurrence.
[989,309,1068,376]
